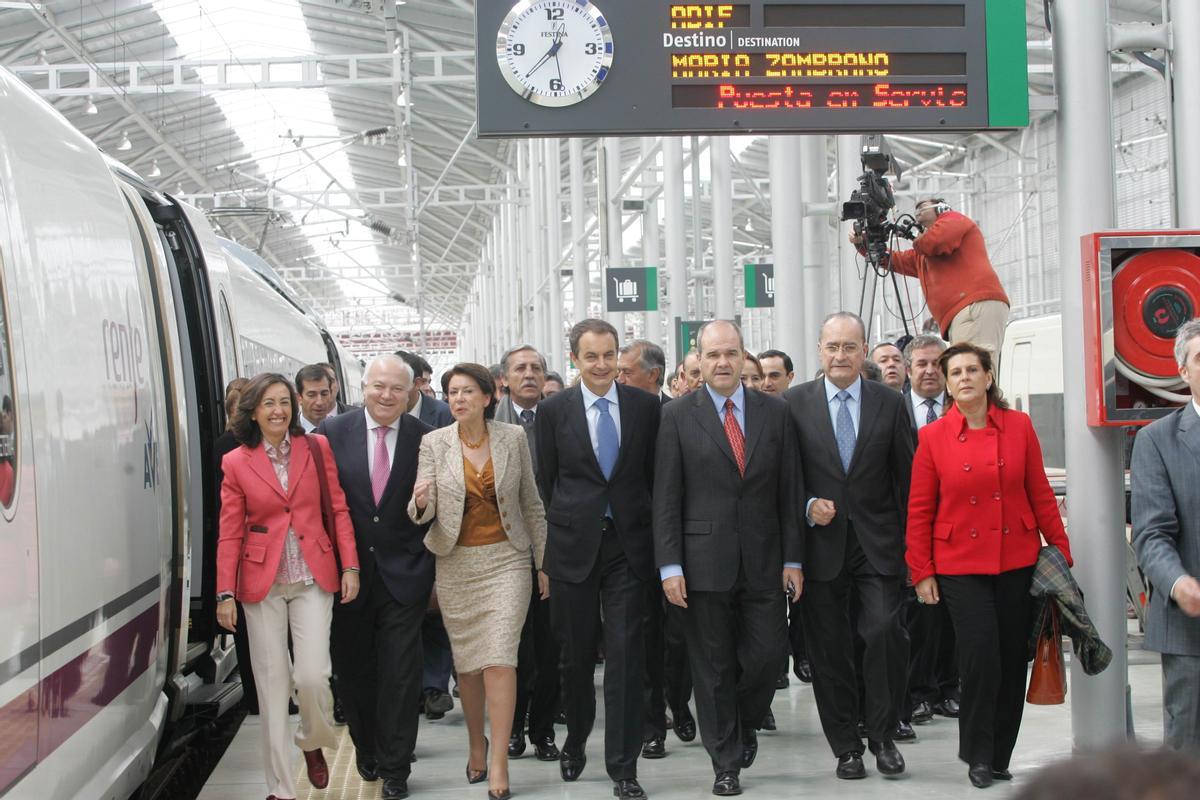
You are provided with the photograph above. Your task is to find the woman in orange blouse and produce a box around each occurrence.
[906,343,1072,789]
[409,363,547,800]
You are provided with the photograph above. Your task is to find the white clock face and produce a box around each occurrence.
[496,0,614,107]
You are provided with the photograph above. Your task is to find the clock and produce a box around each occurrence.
[496,0,614,107]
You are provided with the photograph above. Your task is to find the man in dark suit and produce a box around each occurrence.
[654,320,803,797]
[618,339,696,756]
[898,335,960,727]
[536,319,661,800]
[318,354,433,800]
[785,312,915,781]
[1132,318,1200,750]
[495,344,562,762]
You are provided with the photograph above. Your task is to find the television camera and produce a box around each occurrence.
[840,135,920,267]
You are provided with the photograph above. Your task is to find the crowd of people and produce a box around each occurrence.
[210,306,1200,800]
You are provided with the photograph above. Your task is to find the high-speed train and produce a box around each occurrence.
[0,67,363,798]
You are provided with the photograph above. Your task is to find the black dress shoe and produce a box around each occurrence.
[739,730,758,769]
[992,769,1013,781]
[613,778,647,799]
[333,695,346,725]
[968,763,994,788]
[673,709,697,742]
[508,733,527,758]
[868,739,906,776]
[381,777,409,800]
[712,772,742,796]
[533,736,560,761]
[855,721,867,739]
[356,759,379,782]
[933,697,961,718]
[641,737,666,759]
[559,750,586,782]
[894,720,917,742]
[758,710,776,731]
[911,700,934,724]
[775,672,790,690]
[836,753,866,780]
[423,687,453,720]
[794,659,813,683]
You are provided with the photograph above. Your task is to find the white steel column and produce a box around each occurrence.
[1171,0,1200,225]
[604,136,625,331]
[710,136,734,319]
[836,135,865,315]
[1052,0,1127,749]
[800,135,830,379]
[546,138,564,367]
[664,137,688,363]
[570,138,589,324]
[642,137,663,344]
[528,140,548,351]
[769,135,805,361]
[517,144,533,341]
[501,172,517,345]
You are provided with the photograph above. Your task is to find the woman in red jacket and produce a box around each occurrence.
[907,343,1072,789]
[216,373,360,800]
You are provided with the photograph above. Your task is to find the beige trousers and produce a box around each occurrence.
[243,580,337,799]
[948,300,1010,360]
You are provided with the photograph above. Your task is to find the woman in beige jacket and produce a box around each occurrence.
[410,362,547,800]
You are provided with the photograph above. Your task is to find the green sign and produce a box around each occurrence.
[676,318,705,364]
[744,263,775,309]
[606,267,658,312]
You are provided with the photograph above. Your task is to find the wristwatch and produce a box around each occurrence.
[216,592,235,603]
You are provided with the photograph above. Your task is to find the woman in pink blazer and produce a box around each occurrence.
[216,373,360,800]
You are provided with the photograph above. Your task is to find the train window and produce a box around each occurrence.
[217,291,239,385]
[0,254,17,508]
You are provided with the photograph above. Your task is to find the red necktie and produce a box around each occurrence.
[723,398,746,477]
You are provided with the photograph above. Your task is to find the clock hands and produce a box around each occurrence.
[523,23,567,80]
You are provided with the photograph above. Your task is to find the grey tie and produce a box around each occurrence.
[519,409,535,429]
[924,398,937,426]
[835,391,856,472]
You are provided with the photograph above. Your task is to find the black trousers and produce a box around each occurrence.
[787,596,807,665]
[514,567,561,742]
[904,586,960,707]
[643,581,694,739]
[683,567,785,774]
[332,571,425,779]
[421,611,453,692]
[938,567,1034,770]
[550,531,645,781]
[803,528,908,757]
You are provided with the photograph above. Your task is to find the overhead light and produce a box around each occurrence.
[148,160,161,178]
[397,151,407,167]
[116,131,132,151]
[35,50,48,66]
[395,90,409,107]
[83,95,98,115]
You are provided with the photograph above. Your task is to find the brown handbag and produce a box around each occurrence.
[1026,603,1067,705]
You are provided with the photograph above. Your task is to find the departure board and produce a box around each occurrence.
[476,0,1028,137]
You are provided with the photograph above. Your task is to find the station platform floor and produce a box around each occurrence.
[199,646,1166,800]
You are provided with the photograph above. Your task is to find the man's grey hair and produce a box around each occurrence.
[819,311,867,342]
[903,334,948,364]
[696,319,745,353]
[620,339,667,388]
[500,344,548,374]
[1175,318,1200,368]
[362,354,414,386]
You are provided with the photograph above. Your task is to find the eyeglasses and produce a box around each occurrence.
[821,342,861,355]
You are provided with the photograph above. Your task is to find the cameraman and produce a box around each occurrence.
[851,198,1010,356]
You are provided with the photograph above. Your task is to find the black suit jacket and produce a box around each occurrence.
[318,409,435,607]
[418,395,454,429]
[653,387,803,593]
[785,379,915,582]
[535,382,660,583]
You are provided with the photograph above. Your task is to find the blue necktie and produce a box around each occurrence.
[595,397,619,480]
[835,390,856,472]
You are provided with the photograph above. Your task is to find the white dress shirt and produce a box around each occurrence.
[911,390,946,430]
[408,393,423,421]
[299,414,318,433]
[365,408,401,477]
[806,377,864,525]
[580,380,621,458]
[512,400,537,421]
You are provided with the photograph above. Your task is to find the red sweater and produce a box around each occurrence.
[886,211,1009,336]
[906,403,1072,584]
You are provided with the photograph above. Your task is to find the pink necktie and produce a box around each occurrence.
[372,426,391,505]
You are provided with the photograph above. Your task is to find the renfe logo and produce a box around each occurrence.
[102,294,148,424]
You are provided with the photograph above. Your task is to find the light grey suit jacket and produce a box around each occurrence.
[1131,402,1200,656]
[409,420,547,568]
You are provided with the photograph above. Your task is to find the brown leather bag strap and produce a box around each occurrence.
[305,433,341,572]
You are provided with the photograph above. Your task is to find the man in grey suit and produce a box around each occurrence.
[1132,317,1200,751]
[495,344,563,761]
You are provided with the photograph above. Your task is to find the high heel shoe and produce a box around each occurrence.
[487,789,512,800]
[467,738,489,784]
